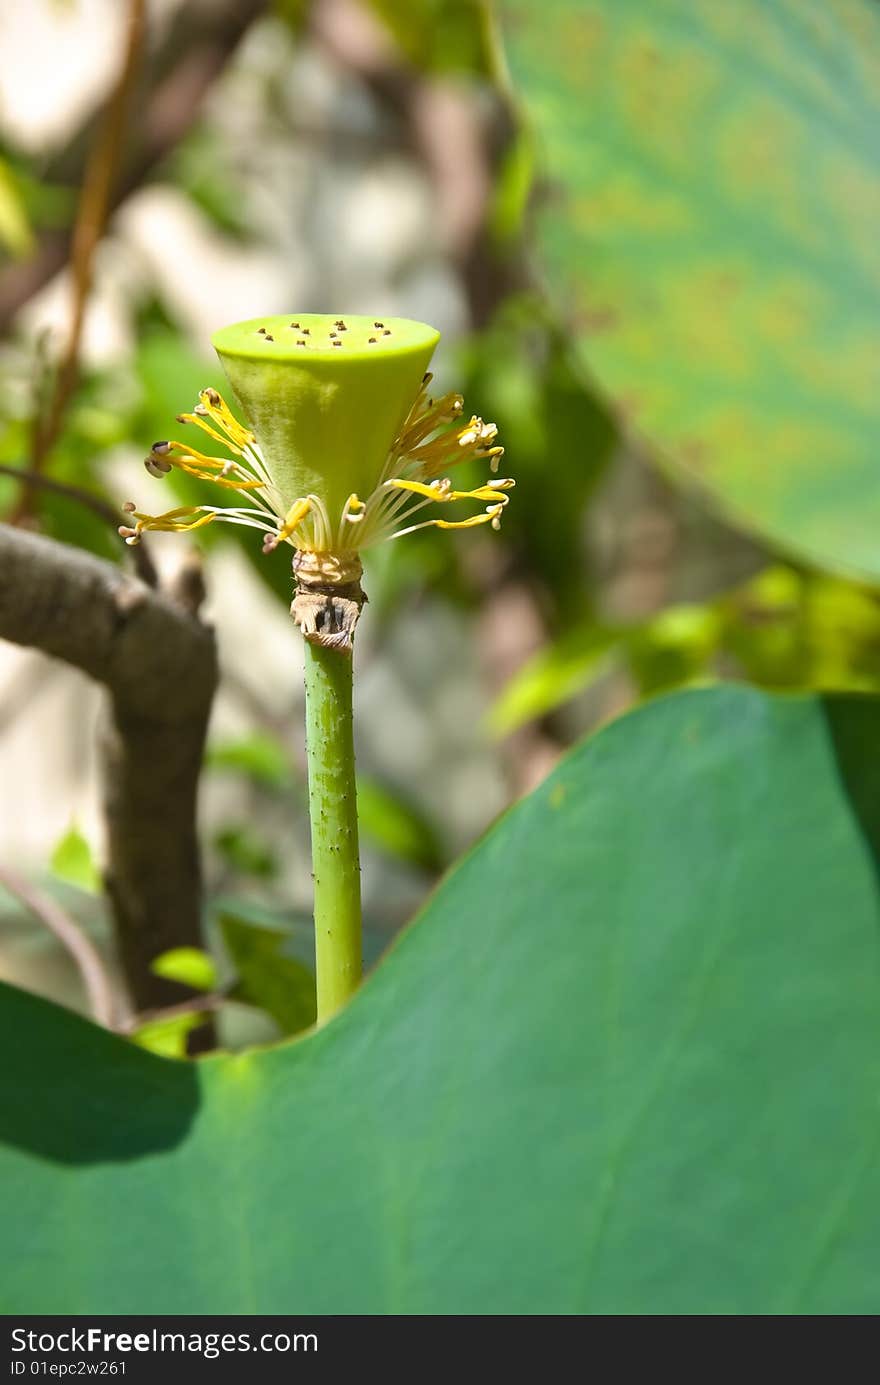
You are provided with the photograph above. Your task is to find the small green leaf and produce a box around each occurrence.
[220,913,316,1035]
[150,947,218,994]
[131,1012,207,1059]
[49,827,100,894]
[357,777,445,871]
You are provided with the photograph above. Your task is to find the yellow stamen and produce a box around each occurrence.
[433,509,504,530]
[342,493,366,524]
[176,412,244,455]
[197,388,256,448]
[277,497,312,543]
[147,441,264,490]
[394,506,506,539]
[118,505,218,543]
[385,477,513,505]
[395,391,464,452]
[448,480,515,503]
[384,478,451,502]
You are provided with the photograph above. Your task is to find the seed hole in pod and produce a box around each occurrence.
[257,327,266,335]
[265,334,274,342]
[335,320,348,330]
[368,336,377,343]
[383,329,391,335]
[296,339,306,346]
[290,321,300,328]
[332,340,342,347]
[374,321,384,328]
[329,331,337,338]
[302,328,310,335]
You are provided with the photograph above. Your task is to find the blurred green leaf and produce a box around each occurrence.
[460,300,617,618]
[358,777,445,871]
[131,1011,208,1059]
[367,0,496,74]
[150,947,218,994]
[627,603,721,697]
[488,620,619,736]
[49,827,100,895]
[0,158,34,259]
[503,0,880,579]
[206,733,292,791]
[213,826,279,881]
[220,912,316,1035]
[488,128,535,246]
[166,129,251,239]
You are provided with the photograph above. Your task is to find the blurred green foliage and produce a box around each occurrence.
[0,158,34,259]
[220,910,316,1034]
[491,565,880,735]
[367,0,496,74]
[459,298,617,622]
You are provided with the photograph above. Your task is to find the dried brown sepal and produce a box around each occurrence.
[290,550,366,655]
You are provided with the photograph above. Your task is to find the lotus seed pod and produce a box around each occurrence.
[212,314,441,523]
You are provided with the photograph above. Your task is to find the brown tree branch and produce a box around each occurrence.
[0,524,218,1048]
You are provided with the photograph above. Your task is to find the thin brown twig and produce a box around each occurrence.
[17,0,147,519]
[0,0,270,331]
[0,863,118,1030]
[117,988,232,1037]
[0,463,158,587]
[2,462,124,528]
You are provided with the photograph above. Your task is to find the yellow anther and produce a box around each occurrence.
[122,505,219,538]
[177,411,244,454]
[384,478,452,502]
[448,482,513,504]
[150,441,263,490]
[197,388,256,448]
[277,497,312,542]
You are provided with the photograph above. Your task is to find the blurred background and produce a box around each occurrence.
[1,0,877,1051]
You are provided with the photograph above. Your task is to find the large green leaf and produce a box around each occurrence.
[502,0,880,579]
[3,685,880,1312]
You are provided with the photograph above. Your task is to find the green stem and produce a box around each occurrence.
[303,639,362,1022]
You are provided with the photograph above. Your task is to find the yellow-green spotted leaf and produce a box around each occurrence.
[502,0,880,579]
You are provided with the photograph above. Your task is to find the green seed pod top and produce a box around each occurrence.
[212,314,440,521]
